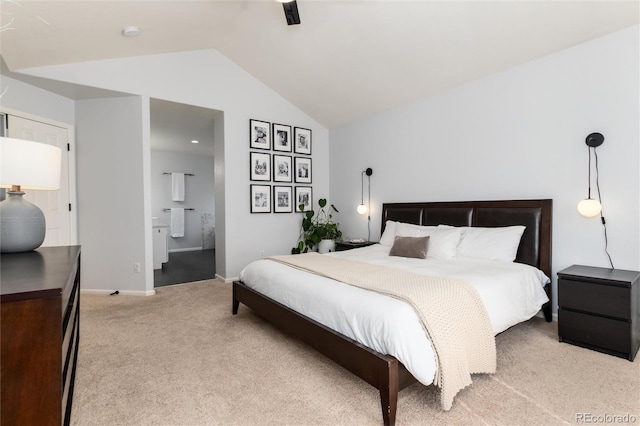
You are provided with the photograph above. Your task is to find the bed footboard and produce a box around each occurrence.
[232,280,416,426]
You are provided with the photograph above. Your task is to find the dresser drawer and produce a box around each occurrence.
[559,309,630,355]
[62,277,79,371]
[558,278,630,319]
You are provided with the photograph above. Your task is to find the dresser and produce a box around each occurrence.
[557,264,640,361]
[1,245,81,425]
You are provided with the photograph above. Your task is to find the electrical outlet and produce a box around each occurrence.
[260,250,265,258]
[134,262,141,273]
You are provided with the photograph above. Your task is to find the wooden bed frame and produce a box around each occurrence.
[233,199,552,425]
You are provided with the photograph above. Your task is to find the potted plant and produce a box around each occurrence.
[291,198,342,254]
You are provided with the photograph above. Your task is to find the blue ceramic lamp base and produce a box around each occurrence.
[0,191,46,253]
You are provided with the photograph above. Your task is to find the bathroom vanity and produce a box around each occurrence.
[153,222,169,269]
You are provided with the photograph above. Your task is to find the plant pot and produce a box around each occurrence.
[317,239,335,254]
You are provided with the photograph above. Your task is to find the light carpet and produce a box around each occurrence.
[71,279,639,425]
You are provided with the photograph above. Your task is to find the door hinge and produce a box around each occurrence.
[68,203,72,212]
[67,143,70,151]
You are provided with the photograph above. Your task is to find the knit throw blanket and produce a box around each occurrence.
[267,253,496,410]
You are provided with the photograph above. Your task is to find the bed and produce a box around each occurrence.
[232,199,552,425]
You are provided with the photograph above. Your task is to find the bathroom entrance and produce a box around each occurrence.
[149,98,221,287]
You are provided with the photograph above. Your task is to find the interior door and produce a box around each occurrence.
[7,115,72,247]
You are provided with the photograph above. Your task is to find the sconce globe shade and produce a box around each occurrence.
[577,198,602,218]
[357,204,368,215]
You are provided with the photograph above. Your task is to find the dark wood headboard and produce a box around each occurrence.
[381,199,553,278]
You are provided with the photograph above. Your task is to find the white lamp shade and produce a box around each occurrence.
[0,137,62,190]
[357,204,368,215]
[577,198,602,218]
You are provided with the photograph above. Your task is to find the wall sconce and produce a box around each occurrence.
[0,137,62,253]
[357,168,372,215]
[357,168,373,239]
[576,132,614,268]
[577,132,604,218]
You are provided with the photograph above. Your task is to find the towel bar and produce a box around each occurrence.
[163,208,195,211]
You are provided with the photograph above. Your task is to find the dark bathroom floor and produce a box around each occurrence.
[154,249,216,287]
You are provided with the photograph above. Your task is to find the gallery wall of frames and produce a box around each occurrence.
[249,119,313,214]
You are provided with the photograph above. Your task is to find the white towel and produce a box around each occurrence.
[170,208,185,238]
[172,173,185,202]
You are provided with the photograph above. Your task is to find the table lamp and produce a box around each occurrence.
[0,136,62,253]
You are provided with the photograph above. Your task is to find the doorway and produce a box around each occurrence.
[149,99,221,287]
[1,111,76,247]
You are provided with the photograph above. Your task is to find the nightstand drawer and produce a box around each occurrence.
[559,309,630,355]
[558,278,630,320]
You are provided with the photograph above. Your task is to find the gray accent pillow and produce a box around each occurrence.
[388,236,429,259]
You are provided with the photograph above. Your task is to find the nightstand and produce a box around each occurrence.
[557,265,640,361]
[335,241,377,251]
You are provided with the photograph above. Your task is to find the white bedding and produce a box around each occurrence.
[239,243,549,387]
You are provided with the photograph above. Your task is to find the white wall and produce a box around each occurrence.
[17,49,329,283]
[75,96,150,294]
[7,26,637,296]
[150,151,215,251]
[330,25,640,313]
[0,76,75,125]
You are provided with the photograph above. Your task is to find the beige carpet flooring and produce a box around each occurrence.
[71,279,639,425]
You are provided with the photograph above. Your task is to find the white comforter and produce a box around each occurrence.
[239,244,549,386]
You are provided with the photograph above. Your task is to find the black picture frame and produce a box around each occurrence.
[272,123,292,152]
[250,152,271,181]
[250,184,271,213]
[273,186,293,213]
[294,127,312,155]
[273,154,292,183]
[250,119,271,150]
[295,186,312,213]
[294,157,312,184]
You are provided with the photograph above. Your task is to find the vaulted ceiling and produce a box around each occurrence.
[1,1,638,129]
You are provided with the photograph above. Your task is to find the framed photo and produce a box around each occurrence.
[294,186,312,213]
[273,186,293,213]
[250,119,271,150]
[250,185,271,213]
[250,152,271,181]
[272,123,292,152]
[294,127,312,155]
[273,155,292,183]
[294,157,312,184]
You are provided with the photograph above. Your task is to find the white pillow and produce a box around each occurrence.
[395,222,438,237]
[425,227,462,260]
[393,222,461,259]
[379,220,398,246]
[454,225,526,262]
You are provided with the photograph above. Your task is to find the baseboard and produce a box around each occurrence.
[81,289,156,296]
[168,247,203,253]
[215,273,238,284]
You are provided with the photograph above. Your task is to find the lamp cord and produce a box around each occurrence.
[593,147,614,269]
[587,146,592,199]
